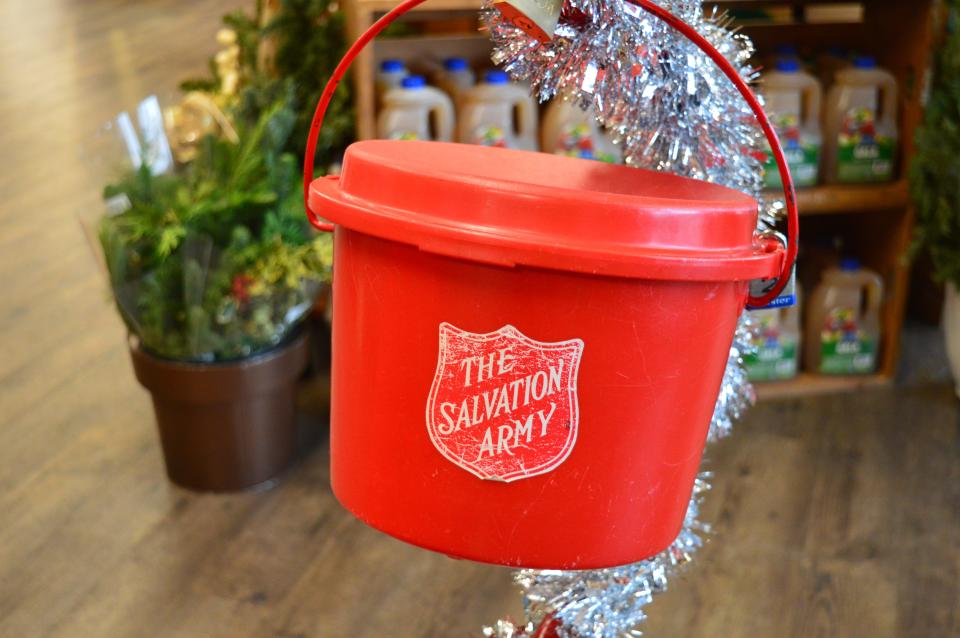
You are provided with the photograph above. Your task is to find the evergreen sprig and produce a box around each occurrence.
[911,2,960,287]
[100,103,332,362]
[182,0,355,169]
[100,0,350,360]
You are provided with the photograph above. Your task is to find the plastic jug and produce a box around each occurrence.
[762,43,801,72]
[377,75,455,141]
[376,59,407,98]
[434,57,475,104]
[805,258,883,375]
[761,58,822,188]
[541,99,621,163]
[823,56,898,183]
[743,286,801,381]
[457,70,538,150]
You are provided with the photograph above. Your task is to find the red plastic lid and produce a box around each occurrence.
[309,141,782,281]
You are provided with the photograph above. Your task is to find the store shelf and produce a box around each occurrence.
[755,372,891,399]
[376,33,492,67]
[792,180,910,216]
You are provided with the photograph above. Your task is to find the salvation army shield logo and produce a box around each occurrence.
[425,323,584,482]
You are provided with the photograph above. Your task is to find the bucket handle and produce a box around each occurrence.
[303,0,799,308]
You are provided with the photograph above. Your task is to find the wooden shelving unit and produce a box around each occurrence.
[794,179,909,216]
[736,0,936,398]
[344,0,484,141]
[755,372,890,399]
[343,0,937,399]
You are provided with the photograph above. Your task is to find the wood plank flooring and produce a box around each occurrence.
[0,1,957,636]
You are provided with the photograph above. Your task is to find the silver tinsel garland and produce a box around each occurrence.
[482,0,783,230]
[480,0,778,636]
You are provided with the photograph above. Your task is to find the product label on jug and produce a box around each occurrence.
[819,308,876,374]
[556,124,618,163]
[763,114,820,188]
[426,323,584,482]
[471,125,508,148]
[743,314,798,382]
[837,107,894,182]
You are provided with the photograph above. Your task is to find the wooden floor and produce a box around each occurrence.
[0,1,957,636]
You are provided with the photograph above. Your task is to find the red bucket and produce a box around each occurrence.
[303,0,797,569]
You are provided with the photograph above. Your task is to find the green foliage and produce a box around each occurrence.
[261,0,354,160]
[100,0,352,360]
[182,0,355,169]
[911,2,960,287]
[99,104,333,362]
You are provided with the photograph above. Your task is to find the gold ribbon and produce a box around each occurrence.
[163,91,240,163]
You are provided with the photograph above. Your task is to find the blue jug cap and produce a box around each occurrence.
[381,59,405,73]
[484,69,510,85]
[444,57,469,71]
[401,75,426,89]
[774,58,801,73]
[840,257,861,271]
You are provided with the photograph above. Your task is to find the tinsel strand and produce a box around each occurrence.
[480,1,777,636]
[483,0,783,229]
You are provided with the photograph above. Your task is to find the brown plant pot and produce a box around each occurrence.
[130,331,310,492]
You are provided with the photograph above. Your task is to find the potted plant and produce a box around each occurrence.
[911,0,960,396]
[178,0,355,389]
[98,101,333,491]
